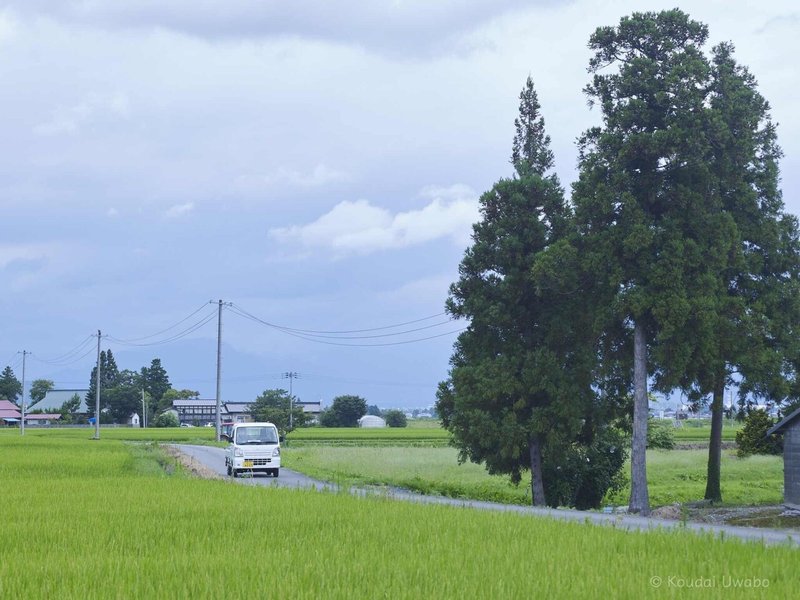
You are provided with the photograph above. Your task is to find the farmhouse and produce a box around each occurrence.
[767,406,800,510]
[0,399,21,425]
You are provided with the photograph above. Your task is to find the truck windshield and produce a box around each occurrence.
[235,427,279,445]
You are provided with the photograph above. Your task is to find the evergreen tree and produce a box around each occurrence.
[248,389,307,434]
[85,350,121,414]
[0,366,22,404]
[675,42,800,501]
[575,9,715,514]
[437,76,619,508]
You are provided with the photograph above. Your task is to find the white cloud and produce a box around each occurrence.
[0,243,53,269]
[34,92,131,136]
[235,164,352,192]
[269,184,479,255]
[164,202,195,219]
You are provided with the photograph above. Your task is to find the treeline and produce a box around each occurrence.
[437,9,800,513]
[248,390,408,432]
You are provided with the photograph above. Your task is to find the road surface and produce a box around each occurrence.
[171,444,800,548]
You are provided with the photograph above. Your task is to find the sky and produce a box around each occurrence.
[1,1,799,410]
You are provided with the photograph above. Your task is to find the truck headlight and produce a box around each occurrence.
[234,447,244,457]
[272,448,281,457]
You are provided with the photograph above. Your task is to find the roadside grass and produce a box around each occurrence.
[0,433,796,598]
[283,446,783,508]
[1,426,219,444]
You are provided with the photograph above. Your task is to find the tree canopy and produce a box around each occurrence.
[0,366,22,404]
[248,388,308,433]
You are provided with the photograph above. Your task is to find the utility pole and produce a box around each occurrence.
[94,330,101,440]
[215,299,223,442]
[141,387,146,428]
[283,371,299,430]
[20,350,28,436]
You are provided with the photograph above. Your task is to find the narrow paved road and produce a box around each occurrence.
[172,444,800,548]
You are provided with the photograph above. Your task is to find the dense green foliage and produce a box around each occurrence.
[438,76,623,509]
[384,409,407,428]
[320,395,368,427]
[0,365,22,403]
[0,431,794,598]
[735,410,783,457]
[153,412,179,428]
[647,419,676,450]
[28,379,54,405]
[248,388,308,433]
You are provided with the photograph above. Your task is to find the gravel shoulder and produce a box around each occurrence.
[169,443,800,548]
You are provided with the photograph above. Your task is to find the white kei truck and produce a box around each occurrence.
[223,422,282,478]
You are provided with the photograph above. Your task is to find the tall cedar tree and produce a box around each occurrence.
[437,77,600,507]
[575,10,716,514]
[0,366,22,404]
[85,349,121,414]
[674,43,800,501]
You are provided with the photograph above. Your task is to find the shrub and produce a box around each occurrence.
[153,412,179,428]
[542,426,628,510]
[647,418,675,450]
[384,410,407,428]
[735,409,782,457]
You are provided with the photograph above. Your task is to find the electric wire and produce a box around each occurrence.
[228,306,464,347]
[228,302,448,334]
[31,335,95,365]
[107,312,217,347]
[228,303,460,341]
[109,303,215,343]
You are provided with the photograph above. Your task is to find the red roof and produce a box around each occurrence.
[0,409,22,419]
[0,399,20,411]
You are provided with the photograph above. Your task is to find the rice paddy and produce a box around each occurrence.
[0,428,796,598]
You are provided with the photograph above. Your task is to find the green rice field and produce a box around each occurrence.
[0,429,796,598]
[284,446,783,508]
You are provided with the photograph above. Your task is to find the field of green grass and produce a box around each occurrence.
[283,446,782,508]
[0,429,795,598]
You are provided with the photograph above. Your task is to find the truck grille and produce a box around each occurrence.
[249,458,271,466]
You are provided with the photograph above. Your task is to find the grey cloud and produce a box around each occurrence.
[5,0,554,57]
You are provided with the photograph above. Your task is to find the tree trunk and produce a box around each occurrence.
[704,375,725,503]
[629,321,650,515]
[529,434,546,507]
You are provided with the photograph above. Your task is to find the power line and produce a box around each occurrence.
[31,335,95,364]
[227,304,462,345]
[228,306,464,346]
[107,312,217,347]
[108,303,215,343]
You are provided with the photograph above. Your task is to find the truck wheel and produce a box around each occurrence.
[273,469,279,478]
[226,465,232,476]
[232,469,238,478]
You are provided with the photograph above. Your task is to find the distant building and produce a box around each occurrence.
[32,389,90,413]
[0,399,21,425]
[767,406,800,509]
[297,401,322,423]
[172,399,219,426]
[358,415,386,428]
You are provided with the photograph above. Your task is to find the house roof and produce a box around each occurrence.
[0,399,20,411]
[767,406,800,436]
[172,399,216,407]
[223,403,252,414]
[26,413,61,420]
[1,408,22,419]
[30,389,90,413]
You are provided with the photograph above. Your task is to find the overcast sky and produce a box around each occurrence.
[1,1,798,409]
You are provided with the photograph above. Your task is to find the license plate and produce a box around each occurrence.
[243,460,253,468]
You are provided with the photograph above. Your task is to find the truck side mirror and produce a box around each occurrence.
[221,434,231,442]
[279,435,285,443]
